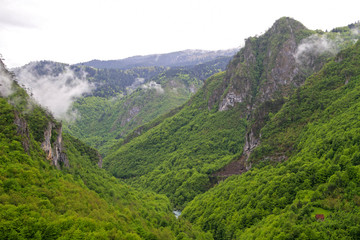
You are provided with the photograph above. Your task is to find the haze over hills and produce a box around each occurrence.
[78,49,238,69]
[13,50,234,154]
[2,16,360,239]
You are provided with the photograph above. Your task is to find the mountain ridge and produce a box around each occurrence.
[78,48,238,69]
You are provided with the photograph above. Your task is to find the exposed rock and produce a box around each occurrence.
[13,111,31,154]
[243,129,260,160]
[41,121,69,169]
[211,155,248,183]
[212,18,320,175]
[219,92,244,111]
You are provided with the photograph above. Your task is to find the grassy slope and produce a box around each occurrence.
[182,41,360,240]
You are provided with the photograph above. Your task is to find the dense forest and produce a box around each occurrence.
[183,39,360,240]
[103,18,360,209]
[0,60,212,239]
[2,17,360,239]
[14,55,232,155]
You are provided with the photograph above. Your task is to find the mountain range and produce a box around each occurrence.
[78,49,238,69]
[1,17,360,239]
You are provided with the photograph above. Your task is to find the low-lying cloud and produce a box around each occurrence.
[15,62,93,120]
[141,81,164,94]
[295,27,360,66]
[0,61,14,97]
[295,34,339,65]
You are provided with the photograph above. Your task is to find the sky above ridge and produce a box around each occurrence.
[1,0,359,68]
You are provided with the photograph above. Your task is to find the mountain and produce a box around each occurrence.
[103,17,314,207]
[78,49,238,69]
[182,35,360,240]
[14,55,232,154]
[4,16,360,240]
[103,17,360,210]
[0,59,211,239]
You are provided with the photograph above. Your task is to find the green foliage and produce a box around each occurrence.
[0,94,211,238]
[182,40,360,239]
[104,72,247,208]
[64,58,229,155]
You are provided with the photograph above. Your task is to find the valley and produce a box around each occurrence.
[1,17,360,239]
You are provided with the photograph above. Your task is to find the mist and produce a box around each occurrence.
[15,62,93,120]
[295,34,339,65]
[295,27,360,66]
[141,81,164,94]
[0,59,14,97]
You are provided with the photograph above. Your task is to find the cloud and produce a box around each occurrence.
[295,34,339,65]
[295,26,360,66]
[141,81,164,94]
[0,60,14,97]
[15,62,93,120]
[351,27,360,36]
[126,77,145,94]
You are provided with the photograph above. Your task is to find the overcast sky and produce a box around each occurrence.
[1,0,359,68]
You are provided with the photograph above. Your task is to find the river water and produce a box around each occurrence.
[173,210,181,219]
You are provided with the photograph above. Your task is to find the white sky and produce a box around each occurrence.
[0,0,359,68]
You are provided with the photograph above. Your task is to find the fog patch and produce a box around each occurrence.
[295,25,360,66]
[0,61,14,97]
[295,34,339,65]
[141,81,164,94]
[126,77,145,94]
[15,62,93,120]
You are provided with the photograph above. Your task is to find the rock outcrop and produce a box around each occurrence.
[213,17,322,176]
[41,121,69,169]
[14,111,31,154]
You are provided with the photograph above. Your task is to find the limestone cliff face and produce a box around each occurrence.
[41,121,69,169]
[219,17,310,112]
[14,111,31,154]
[213,18,319,170]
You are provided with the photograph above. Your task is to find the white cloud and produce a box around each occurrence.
[141,81,164,94]
[15,62,93,120]
[0,61,14,97]
[295,34,339,65]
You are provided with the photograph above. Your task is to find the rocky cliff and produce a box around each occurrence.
[213,17,318,171]
[41,121,69,168]
[14,111,31,154]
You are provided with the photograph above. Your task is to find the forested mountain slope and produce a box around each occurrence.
[103,17,322,208]
[182,36,360,240]
[104,18,360,210]
[66,57,232,154]
[79,49,238,69]
[0,60,211,239]
[14,56,232,154]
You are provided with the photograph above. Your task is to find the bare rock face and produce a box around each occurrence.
[41,121,69,169]
[212,18,319,176]
[219,92,245,111]
[14,111,31,154]
[221,18,309,113]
